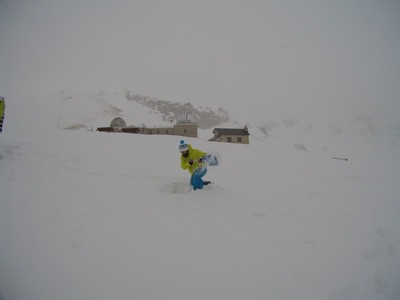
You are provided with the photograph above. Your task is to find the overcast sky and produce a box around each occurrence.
[1,0,399,123]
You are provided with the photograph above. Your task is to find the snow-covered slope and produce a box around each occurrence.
[1,95,399,299]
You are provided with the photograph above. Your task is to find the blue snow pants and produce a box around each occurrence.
[190,167,207,190]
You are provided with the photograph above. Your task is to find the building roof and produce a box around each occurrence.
[213,128,249,136]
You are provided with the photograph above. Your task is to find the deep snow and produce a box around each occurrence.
[0,92,400,299]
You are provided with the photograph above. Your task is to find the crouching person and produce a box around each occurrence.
[179,140,210,190]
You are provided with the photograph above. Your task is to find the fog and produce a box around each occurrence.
[1,0,399,123]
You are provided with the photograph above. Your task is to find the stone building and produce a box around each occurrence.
[209,125,250,144]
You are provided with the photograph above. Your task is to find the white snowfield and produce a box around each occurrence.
[1,118,399,300]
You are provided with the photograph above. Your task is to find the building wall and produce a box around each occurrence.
[214,135,249,144]
[137,122,198,138]
[173,122,198,138]
[139,127,173,135]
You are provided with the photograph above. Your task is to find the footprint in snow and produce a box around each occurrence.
[159,181,216,194]
[159,181,192,194]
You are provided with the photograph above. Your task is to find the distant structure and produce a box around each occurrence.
[97,118,198,138]
[173,120,198,137]
[110,117,126,128]
[209,125,250,144]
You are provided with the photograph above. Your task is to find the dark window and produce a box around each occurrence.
[237,137,242,143]
[227,137,232,142]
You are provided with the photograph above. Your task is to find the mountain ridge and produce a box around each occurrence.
[124,90,234,129]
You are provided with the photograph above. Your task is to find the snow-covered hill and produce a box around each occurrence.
[1,91,399,300]
[13,87,400,153]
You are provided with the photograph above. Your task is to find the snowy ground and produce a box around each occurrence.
[1,121,399,299]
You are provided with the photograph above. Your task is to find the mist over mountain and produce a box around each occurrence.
[2,0,399,131]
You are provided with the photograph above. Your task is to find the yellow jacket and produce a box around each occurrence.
[0,99,4,118]
[180,144,207,174]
